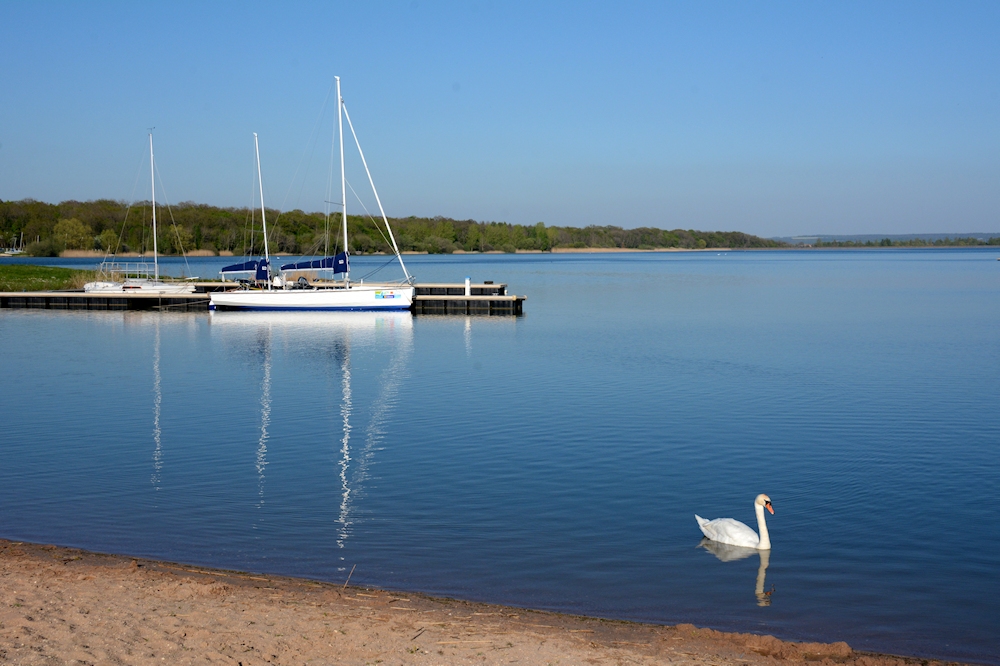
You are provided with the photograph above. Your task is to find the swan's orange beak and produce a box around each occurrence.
[765,502,774,514]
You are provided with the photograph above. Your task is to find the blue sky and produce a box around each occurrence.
[1,1,997,236]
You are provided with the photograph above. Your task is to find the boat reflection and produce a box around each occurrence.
[698,538,773,606]
[209,311,413,565]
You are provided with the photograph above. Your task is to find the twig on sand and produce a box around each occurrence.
[343,564,356,590]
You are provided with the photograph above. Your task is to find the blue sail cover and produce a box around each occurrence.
[280,252,349,275]
[220,258,270,281]
[255,259,270,281]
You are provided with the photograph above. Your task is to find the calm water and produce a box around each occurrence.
[2,250,999,663]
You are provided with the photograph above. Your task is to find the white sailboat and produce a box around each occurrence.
[85,133,195,294]
[209,77,414,311]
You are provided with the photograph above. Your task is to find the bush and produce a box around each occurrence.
[25,238,60,257]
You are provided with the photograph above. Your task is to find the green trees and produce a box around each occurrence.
[98,228,119,252]
[815,236,1000,248]
[1,197,798,255]
[52,218,94,250]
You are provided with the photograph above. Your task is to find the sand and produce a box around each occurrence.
[548,247,731,253]
[1,539,955,666]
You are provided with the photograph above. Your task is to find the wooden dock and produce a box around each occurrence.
[411,282,525,315]
[0,291,210,311]
[0,282,525,315]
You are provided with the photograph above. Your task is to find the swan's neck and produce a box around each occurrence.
[755,503,771,550]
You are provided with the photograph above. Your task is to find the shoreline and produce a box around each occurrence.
[5,245,992,260]
[0,539,961,666]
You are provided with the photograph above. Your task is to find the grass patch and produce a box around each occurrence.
[0,264,99,291]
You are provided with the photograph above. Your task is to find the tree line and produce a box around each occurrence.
[0,198,787,256]
[813,237,1000,247]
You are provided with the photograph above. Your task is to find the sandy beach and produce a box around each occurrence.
[0,539,952,666]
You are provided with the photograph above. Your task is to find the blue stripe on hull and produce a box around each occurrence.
[210,304,412,312]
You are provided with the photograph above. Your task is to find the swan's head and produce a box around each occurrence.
[755,494,774,514]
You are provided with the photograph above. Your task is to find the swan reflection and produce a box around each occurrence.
[698,538,773,606]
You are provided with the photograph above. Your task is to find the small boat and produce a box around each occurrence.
[85,133,195,294]
[210,77,414,311]
[2,232,25,256]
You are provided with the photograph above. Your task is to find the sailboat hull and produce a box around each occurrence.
[209,285,414,311]
[84,280,195,294]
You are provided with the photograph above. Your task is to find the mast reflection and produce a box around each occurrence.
[209,311,413,560]
[336,336,353,551]
[151,317,162,490]
[336,314,412,563]
[255,325,272,512]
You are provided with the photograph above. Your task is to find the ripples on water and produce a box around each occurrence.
[1,250,998,664]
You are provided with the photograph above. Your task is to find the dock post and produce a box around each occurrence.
[464,277,471,296]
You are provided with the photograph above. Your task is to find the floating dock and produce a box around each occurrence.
[0,282,525,315]
[410,282,524,315]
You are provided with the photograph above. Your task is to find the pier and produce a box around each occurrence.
[0,282,525,315]
[411,282,524,315]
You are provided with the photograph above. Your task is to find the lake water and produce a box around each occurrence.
[2,250,998,664]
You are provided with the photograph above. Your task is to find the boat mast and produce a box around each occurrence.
[337,76,349,284]
[149,131,158,281]
[254,133,271,287]
[342,104,412,284]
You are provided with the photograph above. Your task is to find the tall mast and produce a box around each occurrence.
[337,76,349,284]
[149,131,158,280]
[342,104,412,284]
[254,133,271,288]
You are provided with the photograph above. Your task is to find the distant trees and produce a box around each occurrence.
[98,228,119,252]
[52,218,93,250]
[0,197,794,256]
[814,236,1000,248]
[22,198,998,255]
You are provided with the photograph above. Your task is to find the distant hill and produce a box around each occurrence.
[775,232,1000,247]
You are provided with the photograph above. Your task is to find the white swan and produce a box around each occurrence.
[695,494,773,550]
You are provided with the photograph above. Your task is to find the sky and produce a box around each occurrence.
[1,1,998,237]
